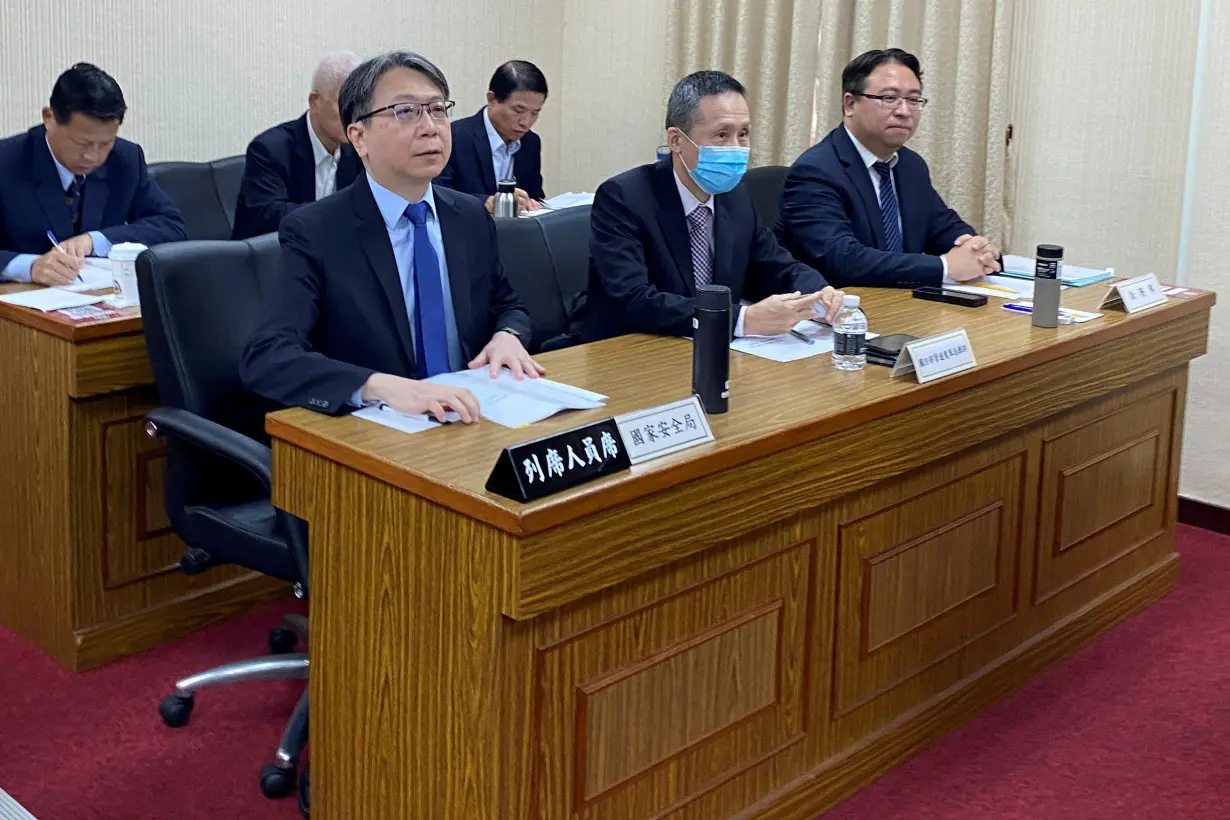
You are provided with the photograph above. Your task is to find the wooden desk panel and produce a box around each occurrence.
[0,284,288,670]
[269,287,1213,819]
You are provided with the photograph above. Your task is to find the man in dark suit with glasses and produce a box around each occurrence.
[242,50,538,423]
[776,48,1000,289]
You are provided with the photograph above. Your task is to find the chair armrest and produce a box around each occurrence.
[145,406,272,492]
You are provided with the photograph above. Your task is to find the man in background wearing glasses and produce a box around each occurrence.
[242,51,539,423]
[776,48,999,289]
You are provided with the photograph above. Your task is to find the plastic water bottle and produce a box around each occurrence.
[831,294,867,371]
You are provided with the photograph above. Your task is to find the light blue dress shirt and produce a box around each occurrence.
[482,108,520,183]
[349,173,464,406]
[0,137,113,282]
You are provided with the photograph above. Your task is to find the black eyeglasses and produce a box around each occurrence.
[354,100,456,124]
[854,92,929,110]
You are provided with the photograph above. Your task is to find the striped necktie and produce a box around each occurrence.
[872,161,903,253]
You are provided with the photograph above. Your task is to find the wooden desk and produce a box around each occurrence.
[0,285,288,671]
[269,284,1214,819]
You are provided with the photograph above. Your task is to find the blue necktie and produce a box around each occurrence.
[405,201,450,378]
[873,161,903,253]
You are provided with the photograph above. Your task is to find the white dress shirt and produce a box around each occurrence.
[483,108,520,183]
[307,117,341,200]
[843,125,948,276]
[672,168,750,337]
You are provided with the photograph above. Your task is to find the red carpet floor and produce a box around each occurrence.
[1,525,1227,819]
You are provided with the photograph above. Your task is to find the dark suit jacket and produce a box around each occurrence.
[776,125,974,289]
[437,108,545,201]
[0,125,186,271]
[231,114,362,239]
[584,159,829,341]
[240,174,532,414]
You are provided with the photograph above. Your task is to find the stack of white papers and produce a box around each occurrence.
[520,192,595,217]
[997,254,1114,287]
[731,321,879,363]
[354,368,608,433]
[943,274,1051,300]
[58,258,114,292]
[0,289,105,311]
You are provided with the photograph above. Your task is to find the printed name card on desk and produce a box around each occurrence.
[485,418,630,502]
[890,329,977,383]
[1099,273,1167,314]
[615,396,715,465]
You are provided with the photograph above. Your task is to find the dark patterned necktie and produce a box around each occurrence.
[687,206,714,287]
[65,175,85,232]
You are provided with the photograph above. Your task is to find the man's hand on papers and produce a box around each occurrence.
[469,330,545,380]
[745,289,841,335]
[61,233,94,257]
[361,373,481,423]
[30,249,82,286]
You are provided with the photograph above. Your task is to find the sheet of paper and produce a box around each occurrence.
[943,274,1045,300]
[731,321,879,363]
[1002,301,1103,324]
[426,369,607,428]
[520,191,595,216]
[352,404,447,434]
[999,254,1114,286]
[57,258,114,293]
[0,289,105,311]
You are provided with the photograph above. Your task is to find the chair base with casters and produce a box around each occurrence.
[158,610,310,799]
[138,240,316,809]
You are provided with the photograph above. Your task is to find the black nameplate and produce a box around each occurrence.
[485,417,631,502]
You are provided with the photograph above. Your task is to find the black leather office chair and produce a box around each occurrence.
[494,206,590,352]
[210,155,246,233]
[744,165,790,228]
[148,161,234,241]
[247,231,282,296]
[537,205,590,336]
[137,239,310,802]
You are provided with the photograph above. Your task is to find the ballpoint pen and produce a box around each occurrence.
[1003,303,1077,324]
[789,329,815,345]
[46,230,84,283]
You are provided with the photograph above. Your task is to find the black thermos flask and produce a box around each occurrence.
[692,284,731,414]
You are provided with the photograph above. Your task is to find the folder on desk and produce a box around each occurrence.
[997,254,1114,287]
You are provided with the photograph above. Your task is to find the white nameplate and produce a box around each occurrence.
[890,329,977,383]
[1099,273,1167,314]
[615,395,714,465]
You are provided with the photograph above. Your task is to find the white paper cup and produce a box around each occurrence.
[109,242,147,307]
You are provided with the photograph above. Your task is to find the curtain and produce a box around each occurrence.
[666,0,825,168]
[811,0,1016,245]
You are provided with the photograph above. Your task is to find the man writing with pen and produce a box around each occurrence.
[0,63,186,286]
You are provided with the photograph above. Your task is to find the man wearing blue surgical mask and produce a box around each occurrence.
[584,70,843,342]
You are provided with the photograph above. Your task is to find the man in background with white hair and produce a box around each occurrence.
[232,50,364,238]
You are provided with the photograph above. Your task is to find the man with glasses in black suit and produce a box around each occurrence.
[242,51,539,423]
[776,48,1000,289]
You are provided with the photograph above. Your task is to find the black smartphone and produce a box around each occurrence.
[912,286,988,308]
[866,333,918,367]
